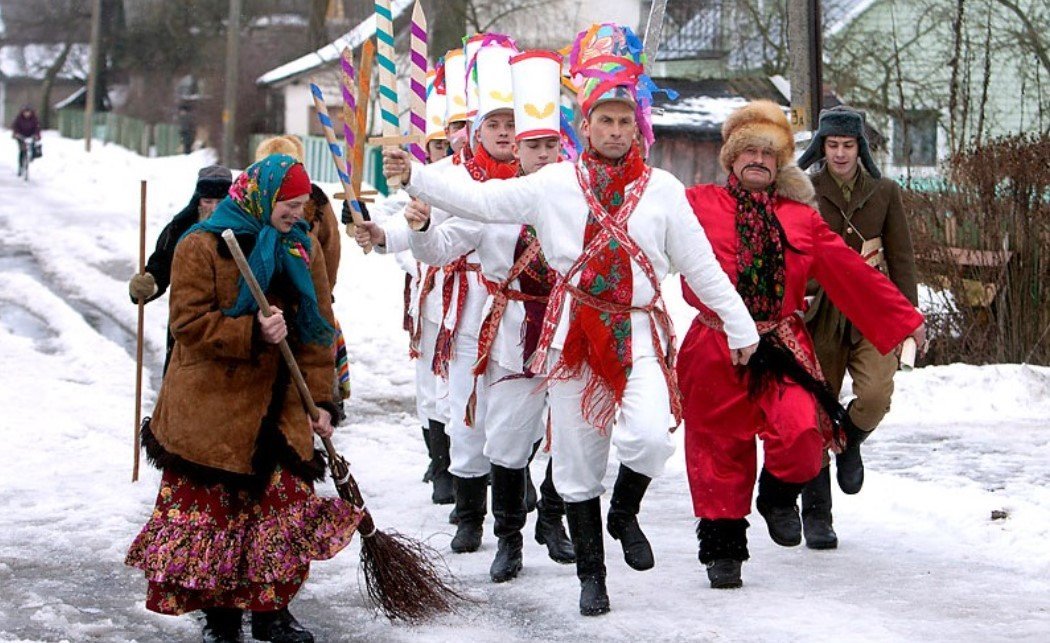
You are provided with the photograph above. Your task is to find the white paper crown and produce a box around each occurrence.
[464,34,485,119]
[476,45,517,122]
[425,69,446,142]
[443,49,468,123]
[510,51,562,141]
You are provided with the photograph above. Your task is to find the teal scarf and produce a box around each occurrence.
[185,153,334,346]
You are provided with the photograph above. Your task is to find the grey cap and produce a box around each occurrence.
[197,164,233,183]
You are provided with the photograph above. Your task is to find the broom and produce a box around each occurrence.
[220,229,463,621]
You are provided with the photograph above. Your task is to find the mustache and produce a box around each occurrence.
[744,164,771,174]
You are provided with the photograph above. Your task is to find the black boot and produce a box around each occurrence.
[534,459,575,564]
[251,608,313,643]
[696,518,749,589]
[489,464,527,582]
[606,464,655,571]
[564,498,610,616]
[524,439,542,513]
[448,505,459,525]
[201,608,243,643]
[756,468,803,547]
[421,425,435,483]
[450,474,487,553]
[802,465,838,549]
[428,420,454,504]
[836,423,872,495]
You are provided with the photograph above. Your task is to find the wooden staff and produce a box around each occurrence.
[132,180,146,482]
[370,0,422,191]
[353,40,375,199]
[220,229,463,621]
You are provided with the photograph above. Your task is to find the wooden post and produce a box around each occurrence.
[221,0,242,165]
[133,180,147,482]
[84,0,102,152]
[787,0,824,134]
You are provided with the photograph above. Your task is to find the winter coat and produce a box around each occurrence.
[145,229,336,483]
[11,112,40,138]
[806,166,918,343]
[304,184,341,290]
[133,196,202,305]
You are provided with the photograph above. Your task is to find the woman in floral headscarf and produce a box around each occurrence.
[126,154,362,643]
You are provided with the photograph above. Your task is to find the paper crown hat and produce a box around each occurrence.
[510,50,562,141]
[443,48,468,123]
[568,23,675,150]
[425,68,447,142]
[464,33,517,122]
[476,44,518,123]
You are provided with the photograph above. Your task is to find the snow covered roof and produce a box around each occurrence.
[0,43,89,81]
[257,0,413,87]
[651,77,786,138]
[826,0,879,37]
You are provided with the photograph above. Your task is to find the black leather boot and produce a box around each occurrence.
[450,474,487,553]
[421,425,434,483]
[564,498,610,616]
[428,420,454,504]
[534,459,575,564]
[200,607,243,643]
[250,608,313,643]
[489,464,527,582]
[524,439,542,513]
[836,422,872,495]
[696,518,749,589]
[606,464,654,571]
[802,465,838,549]
[756,468,803,547]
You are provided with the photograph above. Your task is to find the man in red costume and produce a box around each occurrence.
[678,101,926,589]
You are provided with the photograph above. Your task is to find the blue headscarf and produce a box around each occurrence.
[184,153,335,346]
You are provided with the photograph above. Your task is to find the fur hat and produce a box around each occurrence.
[797,105,881,178]
[195,164,232,199]
[719,100,794,172]
[254,135,305,164]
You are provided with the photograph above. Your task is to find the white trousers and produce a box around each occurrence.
[482,362,548,469]
[447,333,490,478]
[415,318,450,427]
[549,352,675,503]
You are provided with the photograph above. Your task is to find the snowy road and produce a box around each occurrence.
[1,136,1048,642]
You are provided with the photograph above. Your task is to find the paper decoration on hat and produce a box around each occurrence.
[425,68,447,143]
[559,105,583,161]
[464,33,517,121]
[476,44,517,122]
[568,23,677,150]
[510,50,562,141]
[443,48,468,123]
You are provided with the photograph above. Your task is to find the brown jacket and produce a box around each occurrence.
[305,184,341,290]
[148,230,336,477]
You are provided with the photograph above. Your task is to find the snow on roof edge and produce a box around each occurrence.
[257,0,412,87]
[826,0,879,38]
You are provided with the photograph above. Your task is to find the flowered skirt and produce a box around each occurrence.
[125,465,363,615]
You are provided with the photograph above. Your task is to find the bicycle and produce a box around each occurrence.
[15,135,36,181]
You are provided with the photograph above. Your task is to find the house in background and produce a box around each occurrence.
[826,0,1048,178]
[0,43,87,127]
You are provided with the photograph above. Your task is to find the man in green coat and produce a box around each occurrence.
[798,106,920,549]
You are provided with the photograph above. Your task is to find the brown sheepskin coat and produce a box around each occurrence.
[304,184,341,290]
[147,229,336,479]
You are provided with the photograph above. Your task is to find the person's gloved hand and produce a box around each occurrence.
[129,273,157,303]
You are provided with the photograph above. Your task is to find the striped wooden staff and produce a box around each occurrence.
[339,47,358,237]
[310,83,371,254]
[369,0,422,191]
[353,40,375,199]
[407,1,428,164]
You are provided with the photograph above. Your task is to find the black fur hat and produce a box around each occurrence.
[196,164,233,199]
[797,106,881,179]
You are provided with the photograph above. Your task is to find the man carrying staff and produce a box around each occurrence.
[796,106,919,549]
[382,23,759,616]
[677,101,926,590]
[397,48,577,583]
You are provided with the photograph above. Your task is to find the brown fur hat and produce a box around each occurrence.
[254,135,305,163]
[719,100,794,172]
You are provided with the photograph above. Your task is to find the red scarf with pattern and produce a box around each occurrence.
[726,173,786,321]
[464,142,519,180]
[559,143,646,414]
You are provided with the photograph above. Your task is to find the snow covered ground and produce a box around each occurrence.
[1,134,1048,642]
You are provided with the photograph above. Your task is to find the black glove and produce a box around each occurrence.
[341,199,371,224]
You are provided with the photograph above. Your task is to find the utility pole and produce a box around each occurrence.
[222,0,241,166]
[787,0,823,136]
[84,0,102,152]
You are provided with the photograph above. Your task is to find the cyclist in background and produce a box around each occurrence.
[12,105,41,177]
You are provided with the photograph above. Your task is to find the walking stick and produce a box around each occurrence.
[220,230,463,621]
[132,180,146,482]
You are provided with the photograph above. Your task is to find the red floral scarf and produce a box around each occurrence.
[464,142,519,180]
[726,173,786,321]
[559,143,646,413]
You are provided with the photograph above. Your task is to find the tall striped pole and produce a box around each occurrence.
[369,0,421,191]
[310,83,371,254]
[339,47,356,183]
[408,1,428,164]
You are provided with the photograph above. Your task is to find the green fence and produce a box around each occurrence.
[249,133,386,195]
[56,109,185,157]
